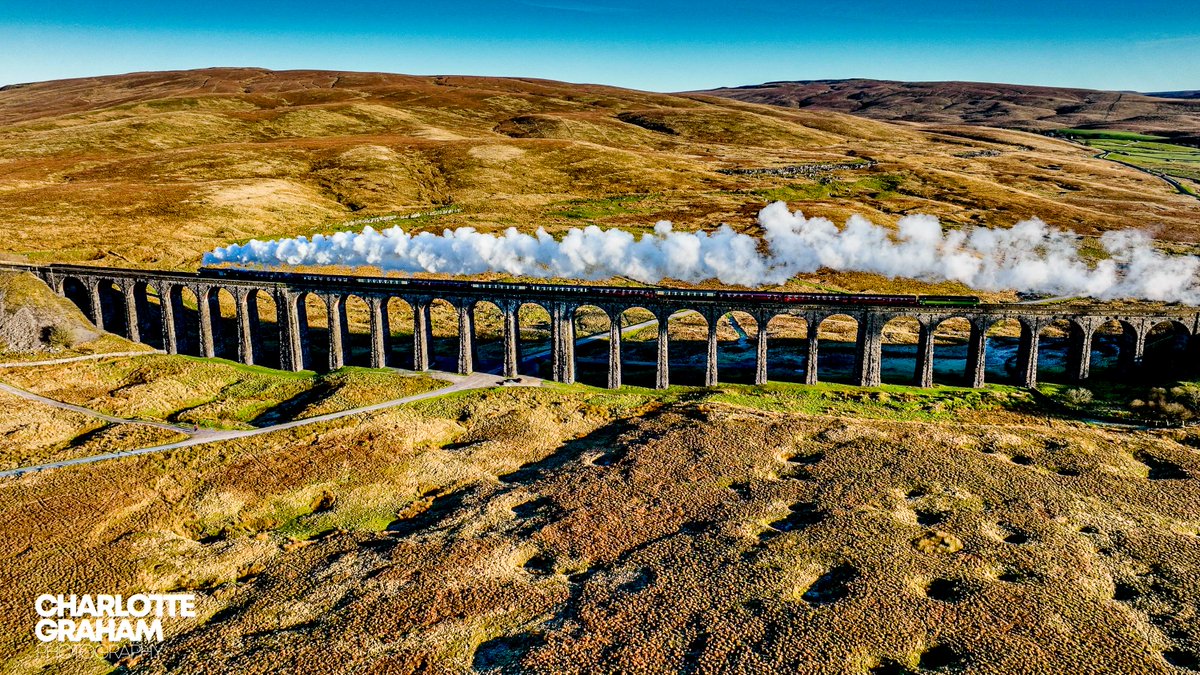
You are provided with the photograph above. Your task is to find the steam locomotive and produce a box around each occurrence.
[198,267,981,308]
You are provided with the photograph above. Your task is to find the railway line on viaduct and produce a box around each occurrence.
[4,262,1198,390]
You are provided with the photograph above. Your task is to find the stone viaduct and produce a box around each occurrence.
[6,262,1199,390]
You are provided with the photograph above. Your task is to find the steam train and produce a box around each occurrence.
[198,267,981,308]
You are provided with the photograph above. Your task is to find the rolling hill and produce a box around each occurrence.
[1,68,1198,278]
[1148,91,1200,101]
[696,79,1200,141]
[4,70,1200,675]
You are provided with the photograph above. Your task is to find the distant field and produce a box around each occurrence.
[749,174,905,203]
[549,194,655,221]
[1060,129,1200,191]
[1057,129,1168,142]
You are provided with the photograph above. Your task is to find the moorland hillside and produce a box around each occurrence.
[697,79,1200,140]
[1,68,1197,273]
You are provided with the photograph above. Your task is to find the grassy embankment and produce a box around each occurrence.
[0,354,445,430]
[0,389,186,471]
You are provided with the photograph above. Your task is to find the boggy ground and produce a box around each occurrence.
[2,384,1198,674]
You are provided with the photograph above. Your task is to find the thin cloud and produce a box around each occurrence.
[516,0,635,14]
[1133,34,1200,47]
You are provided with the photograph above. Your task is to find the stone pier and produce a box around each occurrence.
[236,289,255,366]
[88,282,105,332]
[502,304,519,378]
[160,284,179,355]
[608,315,622,389]
[966,322,987,389]
[369,296,388,369]
[754,311,769,386]
[655,310,670,390]
[457,303,473,374]
[914,322,934,388]
[325,295,345,371]
[854,312,884,387]
[1016,322,1040,389]
[804,330,819,386]
[197,287,216,358]
[556,303,576,384]
[1066,323,1094,383]
[705,311,719,387]
[121,281,141,343]
[278,291,308,372]
[413,301,431,371]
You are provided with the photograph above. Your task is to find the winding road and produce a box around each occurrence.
[1071,139,1200,202]
[0,349,162,368]
[0,312,677,479]
[0,368,513,480]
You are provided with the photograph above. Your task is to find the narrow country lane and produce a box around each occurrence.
[0,372,514,479]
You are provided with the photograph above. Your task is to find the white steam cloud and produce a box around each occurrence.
[203,201,1200,303]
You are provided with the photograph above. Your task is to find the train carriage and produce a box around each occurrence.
[197,267,979,307]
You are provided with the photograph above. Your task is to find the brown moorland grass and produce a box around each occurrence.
[3,68,1200,675]
[0,384,1197,673]
[0,355,444,429]
[0,68,1197,285]
[0,270,156,360]
[694,79,1200,139]
[0,389,186,470]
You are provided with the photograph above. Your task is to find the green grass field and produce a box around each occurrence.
[548,193,656,221]
[750,174,905,203]
[1057,129,1169,142]
[700,381,1027,422]
[1060,129,1200,186]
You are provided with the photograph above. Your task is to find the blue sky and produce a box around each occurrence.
[1,0,1197,92]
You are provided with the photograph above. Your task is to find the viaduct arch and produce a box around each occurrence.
[15,263,1200,390]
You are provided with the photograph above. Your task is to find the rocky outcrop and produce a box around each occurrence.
[0,271,97,353]
[716,160,876,178]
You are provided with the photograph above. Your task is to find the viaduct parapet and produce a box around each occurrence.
[5,262,1198,390]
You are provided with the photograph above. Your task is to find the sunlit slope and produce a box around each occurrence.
[3,383,1199,673]
[695,79,1200,139]
[0,68,1196,271]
